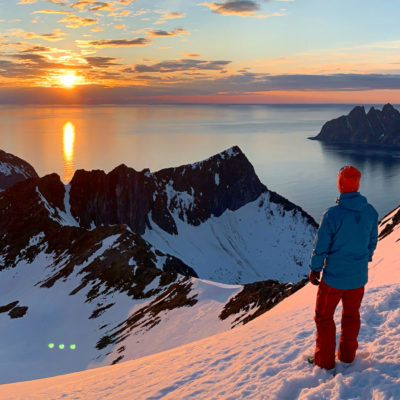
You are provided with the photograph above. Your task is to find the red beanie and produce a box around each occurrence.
[337,166,361,193]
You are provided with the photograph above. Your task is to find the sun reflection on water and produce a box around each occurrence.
[63,122,76,183]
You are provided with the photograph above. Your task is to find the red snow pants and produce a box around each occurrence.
[314,280,364,370]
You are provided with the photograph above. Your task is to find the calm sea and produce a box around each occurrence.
[1,104,400,222]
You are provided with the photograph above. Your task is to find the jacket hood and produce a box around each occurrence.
[336,192,368,212]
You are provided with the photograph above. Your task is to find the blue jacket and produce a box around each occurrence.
[310,192,378,289]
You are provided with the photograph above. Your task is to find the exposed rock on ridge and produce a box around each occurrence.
[68,146,317,235]
[0,149,38,191]
[309,103,400,147]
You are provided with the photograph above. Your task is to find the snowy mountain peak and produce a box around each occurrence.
[0,149,38,191]
[62,146,271,235]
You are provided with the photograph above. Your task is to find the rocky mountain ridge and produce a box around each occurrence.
[309,103,400,147]
[68,146,315,235]
[0,149,38,191]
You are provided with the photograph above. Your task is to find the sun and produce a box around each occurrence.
[59,71,78,88]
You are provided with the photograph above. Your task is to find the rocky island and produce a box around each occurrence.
[309,103,400,147]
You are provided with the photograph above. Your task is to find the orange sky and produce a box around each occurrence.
[1,0,400,104]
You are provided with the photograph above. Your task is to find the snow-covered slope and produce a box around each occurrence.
[67,146,317,284]
[1,204,398,399]
[0,148,313,384]
[143,191,314,284]
[0,148,38,190]
[97,277,305,366]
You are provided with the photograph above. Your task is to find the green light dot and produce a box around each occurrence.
[59,344,65,349]
[70,344,76,350]
[48,343,55,349]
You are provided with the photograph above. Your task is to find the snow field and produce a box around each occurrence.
[1,279,400,399]
[0,234,145,384]
[0,210,398,399]
[144,192,315,284]
[101,278,243,364]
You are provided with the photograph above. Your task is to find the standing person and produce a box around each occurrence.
[308,165,378,371]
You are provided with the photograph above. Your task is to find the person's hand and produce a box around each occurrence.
[309,270,321,286]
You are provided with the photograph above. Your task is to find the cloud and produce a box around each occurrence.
[89,2,115,11]
[148,28,189,37]
[17,0,38,4]
[0,52,89,82]
[114,24,126,29]
[12,29,67,41]
[84,56,121,67]
[58,14,98,28]
[201,0,260,16]
[3,72,400,104]
[77,37,151,48]
[47,0,68,4]
[21,45,52,52]
[154,11,185,25]
[69,1,115,11]
[133,59,231,73]
[113,0,136,4]
[182,53,201,57]
[69,1,96,10]
[132,9,149,17]
[33,9,71,14]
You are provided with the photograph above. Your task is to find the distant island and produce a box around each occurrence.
[309,103,400,148]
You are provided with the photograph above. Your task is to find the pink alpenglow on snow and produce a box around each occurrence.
[0,206,399,399]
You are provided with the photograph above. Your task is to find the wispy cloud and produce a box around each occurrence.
[88,2,115,11]
[17,0,38,4]
[200,0,260,16]
[132,58,231,73]
[182,53,201,57]
[47,0,68,4]
[76,37,151,48]
[84,56,121,67]
[113,0,136,4]
[69,1,116,11]
[154,11,185,25]
[33,9,71,14]
[11,29,67,41]
[148,28,189,37]
[58,14,98,28]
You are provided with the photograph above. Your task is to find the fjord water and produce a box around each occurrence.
[1,104,400,221]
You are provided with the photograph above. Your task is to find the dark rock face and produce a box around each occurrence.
[68,146,316,234]
[96,277,198,364]
[69,146,266,235]
[0,149,38,191]
[0,300,28,319]
[310,103,400,147]
[9,306,28,319]
[378,206,400,240]
[219,278,308,327]
[0,174,197,307]
[0,301,19,314]
[69,166,155,234]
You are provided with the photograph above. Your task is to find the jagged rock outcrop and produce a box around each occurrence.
[0,149,38,190]
[219,278,308,327]
[309,103,400,147]
[68,146,316,235]
[378,205,400,240]
[0,173,197,302]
